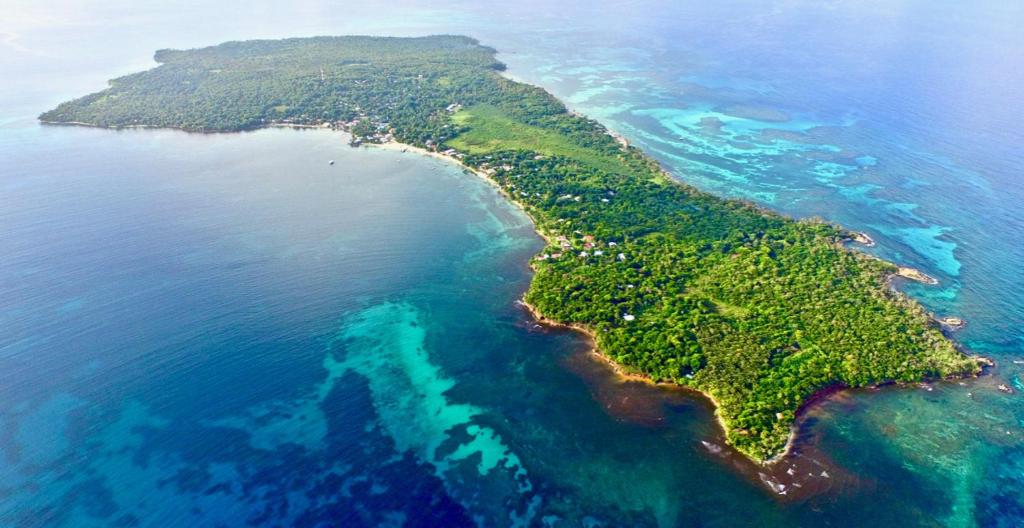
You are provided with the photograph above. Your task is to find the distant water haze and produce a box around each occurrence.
[2,1,1023,526]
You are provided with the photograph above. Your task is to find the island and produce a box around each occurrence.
[40,35,982,462]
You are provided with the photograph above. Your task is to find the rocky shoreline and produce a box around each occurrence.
[895,266,940,285]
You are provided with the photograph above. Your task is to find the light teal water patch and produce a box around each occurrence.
[330,301,537,525]
[634,105,833,136]
[825,382,1017,527]
[625,105,855,203]
[901,279,961,306]
[884,202,925,223]
[620,123,781,202]
[855,155,878,167]
[837,183,884,206]
[626,103,965,281]
[565,84,622,106]
[810,161,857,183]
[206,298,536,500]
[558,64,646,76]
[563,76,652,110]
[460,174,535,264]
[332,302,478,460]
[869,223,961,276]
[826,179,925,223]
[586,102,637,121]
[201,300,539,524]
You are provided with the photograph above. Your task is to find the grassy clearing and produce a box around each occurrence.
[448,105,633,175]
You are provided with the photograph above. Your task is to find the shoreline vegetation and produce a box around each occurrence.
[39,35,986,463]
[371,139,977,466]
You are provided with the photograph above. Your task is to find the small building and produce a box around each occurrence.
[623,314,636,322]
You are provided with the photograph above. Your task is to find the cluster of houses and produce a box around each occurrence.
[476,154,638,324]
[360,123,395,146]
[535,233,627,263]
[556,190,617,205]
[441,148,465,160]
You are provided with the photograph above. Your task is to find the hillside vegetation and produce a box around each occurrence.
[41,35,980,461]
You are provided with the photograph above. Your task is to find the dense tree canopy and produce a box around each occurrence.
[42,35,980,461]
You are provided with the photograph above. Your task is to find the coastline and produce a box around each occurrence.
[367,140,553,245]
[40,119,172,131]
[39,119,327,133]
[512,298,777,461]
[42,119,978,467]
[367,137,800,462]
[366,137,967,466]
[895,266,939,285]
[848,231,876,247]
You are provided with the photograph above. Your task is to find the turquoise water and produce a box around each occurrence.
[2,0,1024,526]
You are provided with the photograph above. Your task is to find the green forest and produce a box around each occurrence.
[41,35,981,461]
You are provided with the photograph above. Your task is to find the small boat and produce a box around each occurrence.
[328,160,335,165]
[998,384,1014,394]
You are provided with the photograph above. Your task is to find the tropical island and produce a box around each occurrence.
[40,35,982,462]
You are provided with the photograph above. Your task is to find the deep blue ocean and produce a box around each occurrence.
[2,1,1023,526]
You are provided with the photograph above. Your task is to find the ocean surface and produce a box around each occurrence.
[2,0,1023,526]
